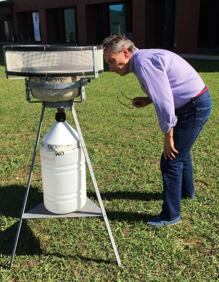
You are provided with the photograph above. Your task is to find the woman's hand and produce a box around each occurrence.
[132,97,152,108]
[163,128,179,160]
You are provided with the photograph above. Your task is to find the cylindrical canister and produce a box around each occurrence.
[40,120,86,214]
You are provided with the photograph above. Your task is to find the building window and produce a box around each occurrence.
[32,12,41,42]
[109,4,125,34]
[109,2,132,37]
[64,8,77,43]
[0,16,14,42]
[46,7,77,44]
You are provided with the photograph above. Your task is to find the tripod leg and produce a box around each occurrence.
[9,104,45,269]
[71,106,123,268]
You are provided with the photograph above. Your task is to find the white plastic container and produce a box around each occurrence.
[40,121,87,214]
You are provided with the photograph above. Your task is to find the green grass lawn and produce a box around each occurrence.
[0,62,219,281]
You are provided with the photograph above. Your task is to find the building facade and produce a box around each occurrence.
[0,0,218,53]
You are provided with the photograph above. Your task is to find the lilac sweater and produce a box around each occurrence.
[129,49,205,132]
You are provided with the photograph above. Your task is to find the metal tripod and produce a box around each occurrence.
[9,100,123,269]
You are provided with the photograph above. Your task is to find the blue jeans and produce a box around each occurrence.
[160,91,212,220]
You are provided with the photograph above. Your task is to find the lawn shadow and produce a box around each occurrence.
[0,185,43,267]
[0,185,158,268]
[87,190,160,222]
[88,190,162,202]
[0,221,42,256]
[45,252,114,266]
[0,185,43,218]
[0,185,121,267]
[107,210,153,222]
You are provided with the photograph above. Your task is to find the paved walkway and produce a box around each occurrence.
[181,54,219,61]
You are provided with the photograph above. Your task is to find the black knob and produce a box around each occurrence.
[55,111,66,122]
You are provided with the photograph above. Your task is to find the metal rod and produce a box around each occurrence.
[92,46,98,79]
[71,106,123,268]
[9,104,45,269]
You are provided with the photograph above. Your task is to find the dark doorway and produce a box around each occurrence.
[198,0,219,49]
[86,4,109,45]
[145,0,176,49]
[16,12,34,43]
